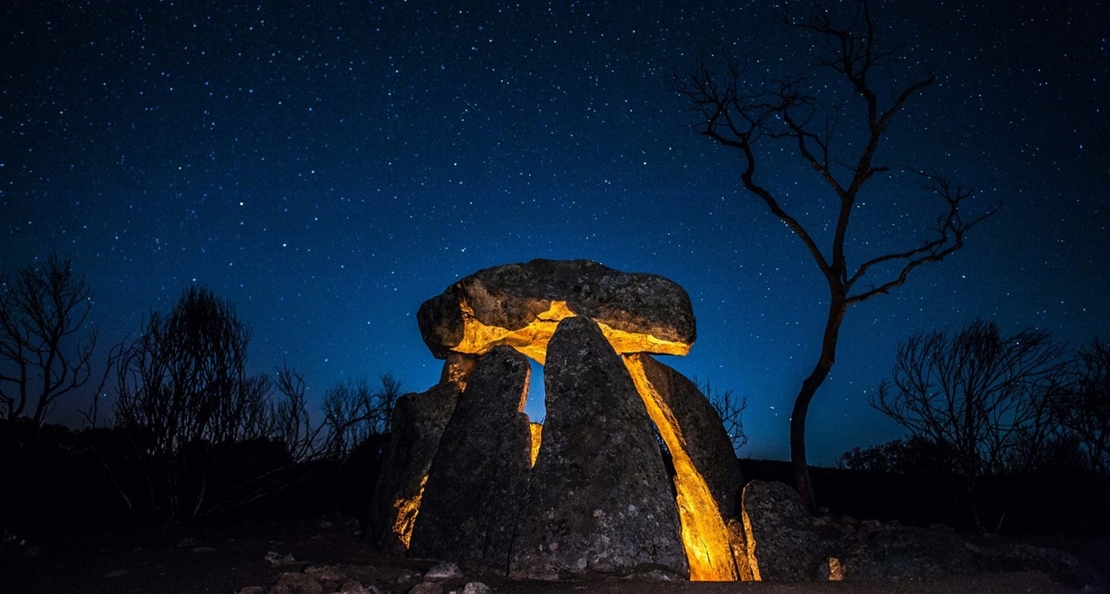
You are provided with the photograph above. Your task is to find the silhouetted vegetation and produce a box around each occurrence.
[0,420,130,531]
[831,320,1110,534]
[1053,339,1110,474]
[699,378,748,453]
[674,0,997,506]
[320,374,401,460]
[0,254,97,425]
[871,320,1065,480]
[744,455,1110,537]
[106,287,301,523]
[0,273,401,533]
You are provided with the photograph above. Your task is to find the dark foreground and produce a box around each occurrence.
[2,515,1105,594]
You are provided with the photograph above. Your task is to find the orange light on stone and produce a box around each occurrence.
[529,423,543,467]
[454,299,574,364]
[391,475,428,550]
[741,504,762,581]
[624,354,741,582]
[596,320,691,359]
[453,299,691,364]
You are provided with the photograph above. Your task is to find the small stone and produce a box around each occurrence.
[408,583,443,594]
[423,561,463,580]
[859,519,883,533]
[460,582,492,594]
[191,546,217,553]
[105,569,130,578]
[271,572,324,594]
[337,580,373,594]
[266,551,298,566]
[305,565,347,582]
[236,587,265,594]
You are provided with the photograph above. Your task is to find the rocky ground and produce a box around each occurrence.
[2,514,1107,594]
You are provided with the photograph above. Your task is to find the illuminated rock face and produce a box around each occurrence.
[368,382,459,553]
[510,317,688,579]
[741,480,823,581]
[408,346,534,571]
[624,353,752,581]
[438,352,478,390]
[416,259,696,363]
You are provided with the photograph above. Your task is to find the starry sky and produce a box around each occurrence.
[3,0,1107,463]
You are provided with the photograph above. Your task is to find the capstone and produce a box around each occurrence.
[417,259,696,363]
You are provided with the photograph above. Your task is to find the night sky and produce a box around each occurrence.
[3,0,1107,463]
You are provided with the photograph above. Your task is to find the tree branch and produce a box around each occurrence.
[846,170,998,304]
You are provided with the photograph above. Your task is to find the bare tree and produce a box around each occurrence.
[699,378,748,454]
[674,0,996,505]
[112,286,280,522]
[1054,339,1110,474]
[114,286,272,454]
[870,319,1065,530]
[272,362,320,462]
[319,374,401,460]
[0,254,97,425]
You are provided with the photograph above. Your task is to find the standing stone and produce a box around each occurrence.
[629,354,744,517]
[741,480,823,581]
[368,383,459,553]
[624,353,750,581]
[409,346,534,571]
[510,317,687,580]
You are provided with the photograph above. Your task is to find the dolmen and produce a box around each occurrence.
[368,259,752,581]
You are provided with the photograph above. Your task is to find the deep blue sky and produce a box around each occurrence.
[3,0,1107,463]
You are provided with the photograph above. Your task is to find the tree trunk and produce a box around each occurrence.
[790,363,830,509]
[790,298,847,509]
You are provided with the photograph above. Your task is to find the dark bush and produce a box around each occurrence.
[741,458,1110,536]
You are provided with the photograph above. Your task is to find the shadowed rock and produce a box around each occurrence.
[817,524,975,581]
[417,259,696,363]
[741,480,824,581]
[624,353,751,581]
[409,346,534,571]
[368,383,459,553]
[510,316,687,580]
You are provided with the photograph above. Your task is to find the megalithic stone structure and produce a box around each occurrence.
[371,259,755,582]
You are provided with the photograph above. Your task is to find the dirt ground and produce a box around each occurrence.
[1,515,1105,594]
